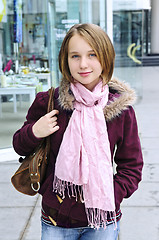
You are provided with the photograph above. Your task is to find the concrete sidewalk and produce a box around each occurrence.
[0,152,41,240]
[118,66,159,240]
[0,66,159,240]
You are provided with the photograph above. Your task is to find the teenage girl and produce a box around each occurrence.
[13,23,143,240]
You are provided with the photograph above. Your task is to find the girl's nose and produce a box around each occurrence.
[79,57,88,69]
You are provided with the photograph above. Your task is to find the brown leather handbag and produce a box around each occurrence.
[11,87,55,196]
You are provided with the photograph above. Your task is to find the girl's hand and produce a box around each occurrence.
[32,110,59,138]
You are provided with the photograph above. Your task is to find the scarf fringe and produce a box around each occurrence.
[53,176,117,229]
[85,208,117,230]
[53,176,84,202]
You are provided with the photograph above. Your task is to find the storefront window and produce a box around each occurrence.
[1,0,49,77]
[113,0,151,98]
[0,0,49,148]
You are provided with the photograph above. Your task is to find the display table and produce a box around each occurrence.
[0,86,36,117]
[34,73,51,88]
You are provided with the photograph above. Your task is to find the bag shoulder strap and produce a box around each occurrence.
[45,87,55,162]
[47,87,55,113]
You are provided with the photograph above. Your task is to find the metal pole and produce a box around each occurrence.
[106,0,113,42]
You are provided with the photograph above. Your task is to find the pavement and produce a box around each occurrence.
[0,66,159,240]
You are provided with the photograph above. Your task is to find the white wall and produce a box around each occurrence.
[113,0,150,11]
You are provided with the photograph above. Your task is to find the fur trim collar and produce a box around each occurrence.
[58,77,136,121]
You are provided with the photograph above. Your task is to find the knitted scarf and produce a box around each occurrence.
[53,81,116,229]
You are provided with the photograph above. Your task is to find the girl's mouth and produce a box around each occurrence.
[78,71,92,77]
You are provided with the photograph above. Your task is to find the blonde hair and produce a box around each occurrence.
[59,23,115,84]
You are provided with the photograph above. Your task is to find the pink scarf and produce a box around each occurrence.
[53,81,116,229]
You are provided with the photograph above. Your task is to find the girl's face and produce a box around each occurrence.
[68,34,102,91]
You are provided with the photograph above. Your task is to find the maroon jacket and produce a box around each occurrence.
[13,78,143,227]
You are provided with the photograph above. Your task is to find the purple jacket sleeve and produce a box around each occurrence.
[12,91,49,156]
[113,106,143,210]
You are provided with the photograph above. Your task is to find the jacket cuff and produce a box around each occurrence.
[114,180,125,211]
[27,123,43,144]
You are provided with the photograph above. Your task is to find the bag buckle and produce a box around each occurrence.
[31,182,40,192]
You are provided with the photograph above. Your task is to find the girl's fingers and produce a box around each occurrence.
[51,116,57,123]
[32,109,60,138]
[47,109,59,118]
[52,125,60,133]
[52,121,58,127]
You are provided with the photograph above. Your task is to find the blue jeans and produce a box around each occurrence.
[41,221,120,240]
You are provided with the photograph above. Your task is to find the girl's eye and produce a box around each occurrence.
[90,53,96,57]
[72,55,79,58]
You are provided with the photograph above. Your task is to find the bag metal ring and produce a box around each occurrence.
[31,182,40,192]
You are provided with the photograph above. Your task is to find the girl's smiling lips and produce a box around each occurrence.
[78,71,92,77]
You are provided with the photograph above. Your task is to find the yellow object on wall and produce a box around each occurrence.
[127,43,142,65]
[0,0,6,23]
